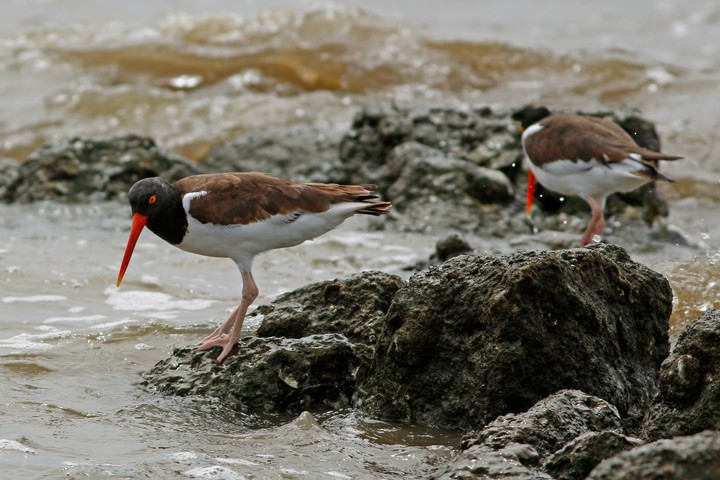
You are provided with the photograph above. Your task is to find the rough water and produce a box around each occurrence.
[2,1,720,478]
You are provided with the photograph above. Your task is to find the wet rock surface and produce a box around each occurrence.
[357,243,672,430]
[382,141,514,233]
[254,271,405,346]
[2,135,203,203]
[543,431,644,480]
[587,430,720,480]
[434,390,623,480]
[143,334,372,414]
[0,157,19,200]
[641,308,720,440]
[202,124,343,183]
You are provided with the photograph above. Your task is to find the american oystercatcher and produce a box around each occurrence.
[521,106,682,245]
[116,172,392,362]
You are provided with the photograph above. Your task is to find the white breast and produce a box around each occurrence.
[175,194,371,268]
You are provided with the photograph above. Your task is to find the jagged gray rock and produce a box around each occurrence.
[143,334,371,414]
[587,430,720,480]
[356,243,672,430]
[434,390,623,480]
[202,124,343,183]
[543,431,644,480]
[641,308,720,440]
[2,135,203,203]
[254,271,405,346]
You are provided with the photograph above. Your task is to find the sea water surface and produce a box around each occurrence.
[1,1,720,478]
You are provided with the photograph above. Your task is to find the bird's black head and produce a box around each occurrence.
[127,177,177,217]
[118,177,187,287]
[521,106,552,131]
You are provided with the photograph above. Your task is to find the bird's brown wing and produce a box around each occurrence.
[525,114,681,167]
[175,172,385,225]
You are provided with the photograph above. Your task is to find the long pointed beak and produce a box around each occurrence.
[526,170,536,217]
[117,213,148,287]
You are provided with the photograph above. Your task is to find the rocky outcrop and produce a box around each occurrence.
[335,103,519,233]
[143,334,372,414]
[587,430,720,480]
[143,271,401,413]
[641,308,720,440]
[543,431,644,480]
[202,124,343,183]
[434,390,624,480]
[356,243,672,430]
[337,103,521,189]
[2,135,203,202]
[254,271,405,346]
[0,158,19,200]
[383,142,514,232]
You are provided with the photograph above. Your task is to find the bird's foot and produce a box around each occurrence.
[199,327,225,345]
[198,334,237,363]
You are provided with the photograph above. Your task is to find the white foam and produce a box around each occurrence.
[2,295,67,303]
[105,287,215,312]
[0,327,71,351]
[183,466,245,479]
[90,319,134,331]
[44,314,107,325]
[0,439,36,454]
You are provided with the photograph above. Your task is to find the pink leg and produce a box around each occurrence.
[199,305,241,344]
[580,196,606,246]
[198,270,259,363]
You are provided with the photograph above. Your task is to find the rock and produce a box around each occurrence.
[0,158,19,200]
[338,103,521,189]
[587,430,720,480]
[202,124,343,183]
[641,308,720,440]
[254,271,405,346]
[543,431,644,480]
[336,104,519,232]
[3,135,203,203]
[384,142,514,233]
[356,243,672,430]
[434,390,623,480]
[435,234,474,262]
[462,390,623,458]
[432,443,554,480]
[143,334,372,414]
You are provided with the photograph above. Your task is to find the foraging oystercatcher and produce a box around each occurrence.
[116,172,392,362]
[521,106,682,245]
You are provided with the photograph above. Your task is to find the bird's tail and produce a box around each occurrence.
[356,200,392,216]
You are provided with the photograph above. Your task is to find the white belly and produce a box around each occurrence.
[176,202,369,264]
[528,157,650,200]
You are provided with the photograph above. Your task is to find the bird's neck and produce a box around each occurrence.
[146,193,187,245]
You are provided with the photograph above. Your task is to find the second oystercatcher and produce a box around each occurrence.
[521,106,682,245]
[116,172,392,362]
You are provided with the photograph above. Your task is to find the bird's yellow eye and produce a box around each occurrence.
[148,194,157,205]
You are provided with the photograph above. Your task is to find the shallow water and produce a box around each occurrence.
[2,1,720,478]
